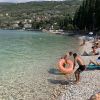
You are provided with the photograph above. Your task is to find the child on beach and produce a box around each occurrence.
[73,53,86,83]
[66,51,73,59]
[60,51,73,59]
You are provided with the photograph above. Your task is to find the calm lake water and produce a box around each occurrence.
[0,30,77,100]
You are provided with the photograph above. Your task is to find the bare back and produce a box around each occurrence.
[76,56,85,65]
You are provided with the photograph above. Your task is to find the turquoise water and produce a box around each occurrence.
[0,30,77,100]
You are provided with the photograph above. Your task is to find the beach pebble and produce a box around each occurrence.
[58,70,100,100]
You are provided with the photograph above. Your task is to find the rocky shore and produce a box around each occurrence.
[58,40,100,100]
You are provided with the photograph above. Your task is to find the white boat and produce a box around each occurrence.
[49,29,64,35]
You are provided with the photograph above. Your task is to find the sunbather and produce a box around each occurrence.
[89,46,99,55]
[89,56,100,66]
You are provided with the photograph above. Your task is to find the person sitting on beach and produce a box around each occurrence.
[80,39,86,46]
[73,53,86,83]
[82,45,99,56]
[89,56,100,66]
[89,46,99,55]
[58,55,74,74]
[95,43,100,54]
[94,42,99,48]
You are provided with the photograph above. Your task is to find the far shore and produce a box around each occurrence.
[0,28,100,38]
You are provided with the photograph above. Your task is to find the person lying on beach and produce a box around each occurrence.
[89,56,100,66]
[58,55,74,74]
[73,53,86,83]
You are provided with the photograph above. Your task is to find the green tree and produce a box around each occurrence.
[74,0,96,31]
[95,0,100,30]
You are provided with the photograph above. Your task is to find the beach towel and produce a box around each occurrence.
[87,64,100,70]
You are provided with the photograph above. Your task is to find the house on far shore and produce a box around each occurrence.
[23,23,32,30]
[12,23,19,29]
[11,20,32,30]
[12,21,20,29]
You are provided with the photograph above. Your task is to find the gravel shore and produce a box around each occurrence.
[58,41,100,100]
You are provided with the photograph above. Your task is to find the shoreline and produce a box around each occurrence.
[0,28,77,36]
[1,28,100,38]
[0,30,78,100]
[0,29,99,99]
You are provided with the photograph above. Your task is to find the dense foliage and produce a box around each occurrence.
[0,0,82,30]
[74,0,100,32]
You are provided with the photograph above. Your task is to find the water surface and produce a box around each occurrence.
[0,30,77,100]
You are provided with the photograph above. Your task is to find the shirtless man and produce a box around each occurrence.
[73,53,86,83]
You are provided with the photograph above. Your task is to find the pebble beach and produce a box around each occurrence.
[58,40,100,100]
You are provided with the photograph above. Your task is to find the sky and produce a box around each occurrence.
[0,0,64,3]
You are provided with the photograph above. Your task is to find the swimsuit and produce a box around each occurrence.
[77,65,86,72]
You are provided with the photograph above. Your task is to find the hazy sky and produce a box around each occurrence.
[0,0,64,3]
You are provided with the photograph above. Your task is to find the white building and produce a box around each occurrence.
[24,24,32,29]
